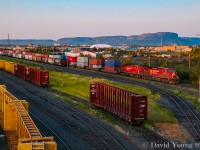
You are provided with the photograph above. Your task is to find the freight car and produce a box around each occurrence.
[0,59,49,87]
[90,82,147,124]
[0,50,179,84]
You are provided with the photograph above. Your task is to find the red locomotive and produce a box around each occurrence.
[120,65,149,78]
[120,65,179,84]
[145,67,179,84]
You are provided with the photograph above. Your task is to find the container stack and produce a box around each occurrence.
[53,56,67,66]
[103,58,120,74]
[87,58,102,70]
[0,50,7,55]
[77,57,88,68]
[68,56,77,66]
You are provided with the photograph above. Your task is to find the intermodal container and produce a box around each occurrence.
[54,58,61,65]
[77,57,88,63]
[89,58,102,65]
[104,59,120,67]
[48,58,54,64]
[77,62,88,67]
[28,55,33,60]
[18,54,23,59]
[41,54,49,58]
[5,61,15,74]
[89,65,102,69]
[25,55,29,60]
[49,55,61,59]
[32,56,37,61]
[36,56,42,62]
[104,66,120,72]
[68,56,77,66]
[42,57,48,63]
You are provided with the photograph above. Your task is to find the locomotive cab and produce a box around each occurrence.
[167,69,179,84]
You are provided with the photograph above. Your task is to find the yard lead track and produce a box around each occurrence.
[0,71,126,150]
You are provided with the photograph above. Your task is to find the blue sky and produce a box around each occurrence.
[0,0,200,39]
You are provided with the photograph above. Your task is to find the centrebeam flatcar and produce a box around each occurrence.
[90,82,148,124]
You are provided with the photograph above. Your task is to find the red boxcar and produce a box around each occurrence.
[90,82,147,124]
[25,67,49,87]
[14,64,26,79]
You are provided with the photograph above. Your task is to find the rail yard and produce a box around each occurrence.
[0,50,199,150]
[1,0,200,149]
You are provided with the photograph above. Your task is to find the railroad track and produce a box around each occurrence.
[25,87,125,150]
[29,112,71,150]
[155,88,200,141]
[47,88,177,149]
[0,71,126,150]
[1,56,200,145]
[107,111,177,150]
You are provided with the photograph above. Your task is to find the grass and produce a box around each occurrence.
[50,70,177,123]
[0,56,178,124]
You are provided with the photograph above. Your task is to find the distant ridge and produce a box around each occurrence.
[58,32,200,46]
[0,32,200,46]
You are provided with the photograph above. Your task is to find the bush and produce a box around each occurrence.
[177,69,189,82]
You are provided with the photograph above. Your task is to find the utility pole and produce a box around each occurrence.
[8,33,10,47]
[188,52,191,80]
[194,34,200,102]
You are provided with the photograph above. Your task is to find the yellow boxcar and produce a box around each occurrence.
[5,61,15,74]
[0,60,6,69]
